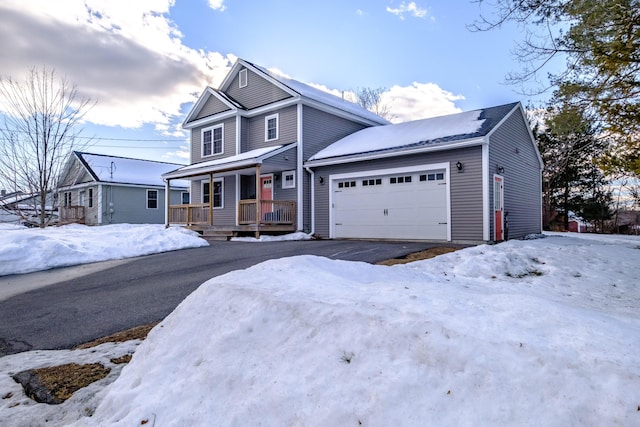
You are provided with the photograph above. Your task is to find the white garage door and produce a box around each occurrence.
[332,169,448,240]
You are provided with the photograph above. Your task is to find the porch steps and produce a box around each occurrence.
[201,230,234,241]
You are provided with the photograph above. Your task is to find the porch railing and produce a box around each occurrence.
[59,205,85,224]
[167,203,210,225]
[167,200,296,226]
[239,199,296,225]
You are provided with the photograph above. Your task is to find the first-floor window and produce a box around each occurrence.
[282,170,295,189]
[182,192,190,204]
[147,189,158,209]
[78,191,85,206]
[88,188,94,208]
[64,192,72,207]
[202,179,223,208]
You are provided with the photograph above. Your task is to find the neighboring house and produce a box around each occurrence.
[57,152,188,225]
[164,58,542,243]
[304,102,544,242]
[162,58,387,238]
[0,190,56,225]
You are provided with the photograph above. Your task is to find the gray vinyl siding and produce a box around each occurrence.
[240,117,249,152]
[190,117,237,163]
[264,146,298,202]
[194,95,231,120]
[98,185,180,225]
[302,105,372,231]
[225,67,292,109]
[190,176,236,226]
[488,109,542,240]
[311,146,484,241]
[245,105,297,151]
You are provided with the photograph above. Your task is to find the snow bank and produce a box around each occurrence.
[0,224,208,276]
[72,234,640,426]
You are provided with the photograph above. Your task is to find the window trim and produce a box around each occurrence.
[201,123,224,157]
[239,69,248,88]
[146,189,159,210]
[282,170,295,189]
[265,113,279,141]
[201,178,224,209]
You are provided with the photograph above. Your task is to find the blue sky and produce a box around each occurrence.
[0,0,552,164]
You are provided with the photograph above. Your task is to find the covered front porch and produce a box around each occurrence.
[162,145,298,238]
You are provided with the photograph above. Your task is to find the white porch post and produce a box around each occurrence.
[209,173,214,226]
[255,165,261,237]
[164,179,170,228]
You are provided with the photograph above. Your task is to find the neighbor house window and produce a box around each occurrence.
[64,192,72,207]
[147,190,158,209]
[202,179,223,208]
[282,170,295,189]
[202,124,224,157]
[88,188,93,208]
[181,192,190,204]
[265,114,278,141]
[239,69,248,88]
[78,190,85,206]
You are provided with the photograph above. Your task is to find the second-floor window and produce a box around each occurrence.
[202,124,223,157]
[265,114,278,141]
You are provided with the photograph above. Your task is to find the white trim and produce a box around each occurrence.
[482,143,490,241]
[265,113,279,141]
[304,166,315,235]
[201,123,224,157]
[297,103,303,232]
[98,184,103,225]
[235,113,241,155]
[239,68,248,88]
[182,87,239,128]
[328,162,451,240]
[305,137,487,168]
[493,174,505,241]
[282,170,296,189]
[164,180,170,227]
[235,173,240,226]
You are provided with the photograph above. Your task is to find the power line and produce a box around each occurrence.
[0,127,187,143]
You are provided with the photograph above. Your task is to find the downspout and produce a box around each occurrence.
[304,165,315,236]
[164,178,170,228]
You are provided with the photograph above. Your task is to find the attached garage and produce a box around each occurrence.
[331,165,449,240]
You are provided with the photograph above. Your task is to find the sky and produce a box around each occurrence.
[0,226,638,425]
[0,0,547,164]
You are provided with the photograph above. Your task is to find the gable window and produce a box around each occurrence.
[202,179,224,208]
[265,114,279,141]
[147,190,158,209]
[282,170,295,189]
[239,69,248,88]
[202,124,224,157]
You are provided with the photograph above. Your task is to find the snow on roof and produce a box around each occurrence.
[77,153,188,188]
[309,103,519,161]
[247,61,389,125]
[163,145,287,179]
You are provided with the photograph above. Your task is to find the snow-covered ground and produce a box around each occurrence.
[1,230,639,426]
[0,223,209,276]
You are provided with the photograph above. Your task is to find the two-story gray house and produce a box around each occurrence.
[164,59,543,242]
[162,58,388,238]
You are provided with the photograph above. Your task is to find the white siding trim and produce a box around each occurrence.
[235,173,240,226]
[98,184,103,225]
[235,113,241,155]
[482,143,490,241]
[328,162,450,240]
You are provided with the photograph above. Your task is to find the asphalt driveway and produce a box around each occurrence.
[0,239,461,356]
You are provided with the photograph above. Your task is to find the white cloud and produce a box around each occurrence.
[386,1,429,20]
[208,0,226,12]
[382,83,465,123]
[0,0,233,131]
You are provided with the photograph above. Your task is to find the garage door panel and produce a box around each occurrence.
[332,169,448,240]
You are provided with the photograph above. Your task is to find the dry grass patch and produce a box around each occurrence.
[376,247,461,266]
[75,322,158,349]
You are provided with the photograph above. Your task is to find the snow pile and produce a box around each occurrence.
[310,109,484,160]
[66,233,639,426]
[0,224,208,276]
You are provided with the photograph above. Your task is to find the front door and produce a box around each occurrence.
[260,175,273,215]
[494,175,504,241]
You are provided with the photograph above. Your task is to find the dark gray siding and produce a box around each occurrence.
[302,106,372,231]
[488,109,542,240]
[245,105,297,151]
[100,185,179,225]
[311,146,484,241]
[226,67,292,109]
[190,117,237,163]
[194,95,231,120]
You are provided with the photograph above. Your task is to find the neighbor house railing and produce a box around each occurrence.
[59,205,85,224]
[239,199,296,225]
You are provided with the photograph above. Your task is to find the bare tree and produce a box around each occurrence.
[349,87,394,121]
[0,67,94,227]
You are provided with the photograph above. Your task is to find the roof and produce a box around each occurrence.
[75,152,188,188]
[244,60,389,125]
[308,103,519,163]
[162,144,296,180]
